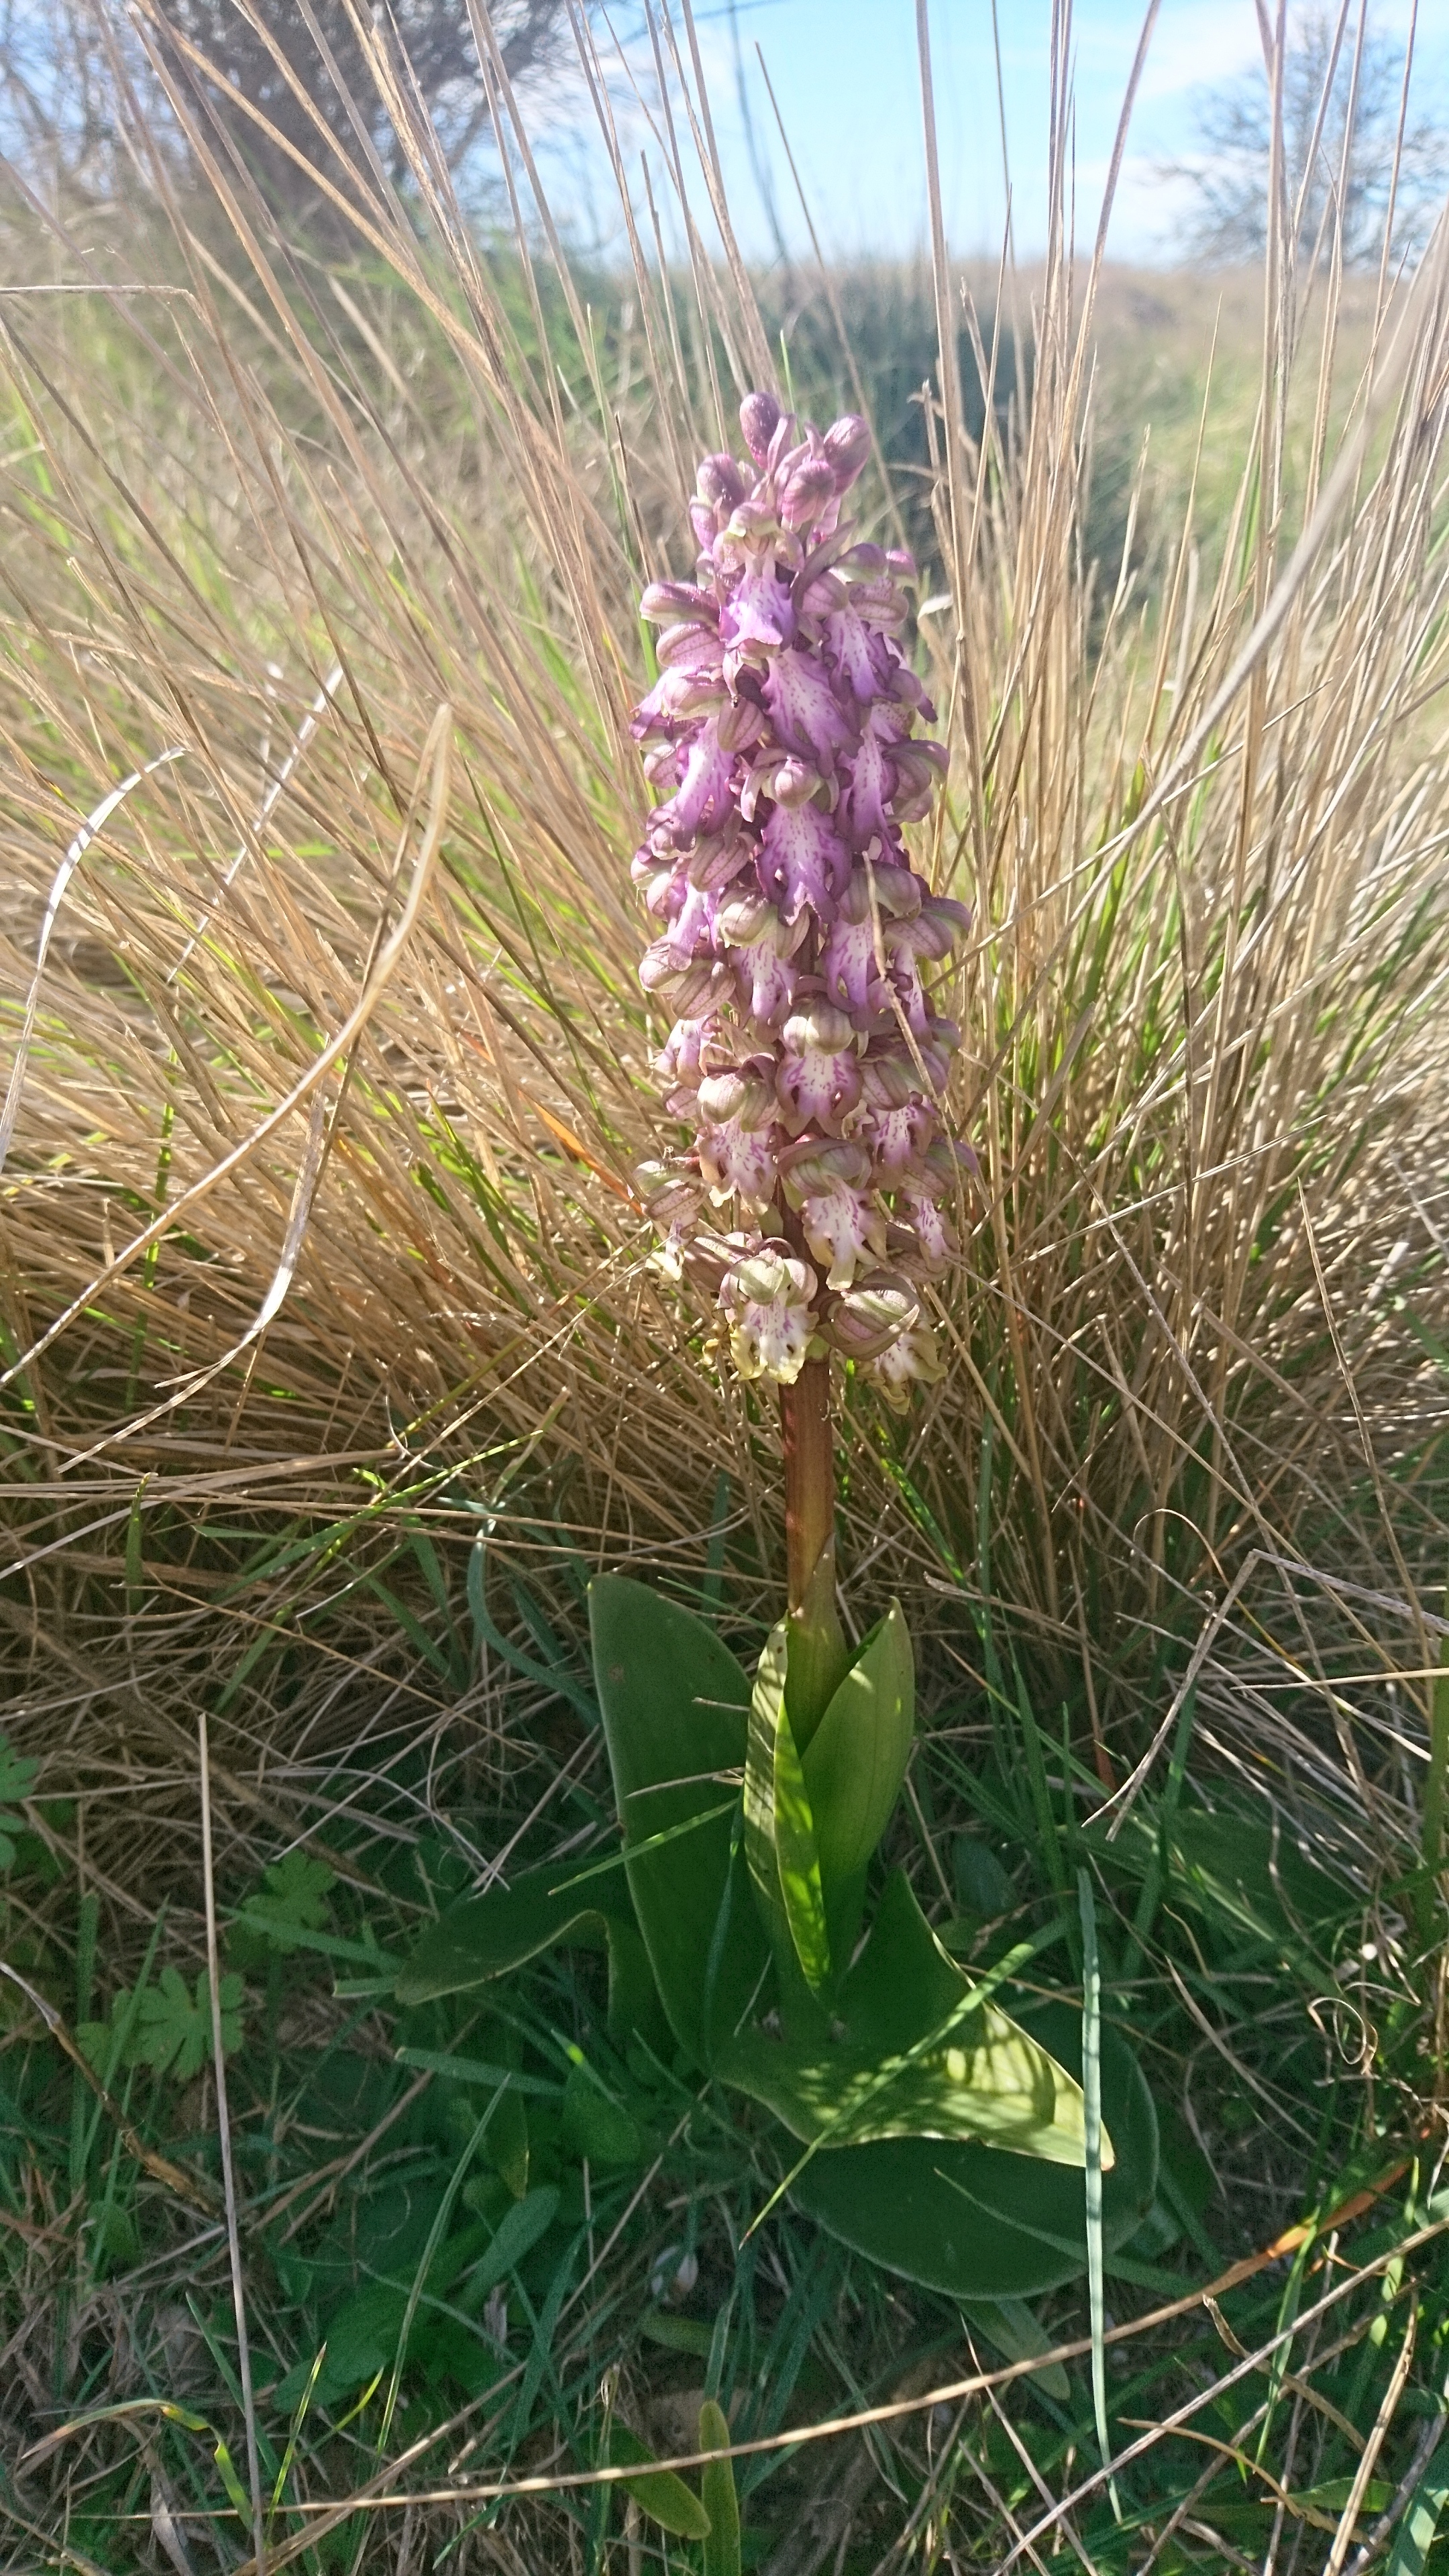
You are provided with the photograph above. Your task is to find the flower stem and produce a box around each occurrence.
[782,1356,833,1613]
[780,1356,849,1744]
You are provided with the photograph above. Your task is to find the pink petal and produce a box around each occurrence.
[864,1100,936,1175]
[718,1248,818,1383]
[898,1189,957,1272]
[763,648,855,769]
[757,803,849,923]
[731,944,798,1027]
[843,729,895,841]
[867,1319,946,1409]
[720,553,796,653]
[798,1179,885,1290]
[698,1116,780,1213]
[820,908,879,1012]
[825,604,890,702]
[652,722,737,843]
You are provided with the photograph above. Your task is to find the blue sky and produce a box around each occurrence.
[541,0,1449,266]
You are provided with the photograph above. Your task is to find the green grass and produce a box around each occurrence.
[2,1484,1447,2571]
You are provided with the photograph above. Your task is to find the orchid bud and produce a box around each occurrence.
[716,693,767,751]
[823,413,871,490]
[635,1160,700,1224]
[639,948,718,1016]
[655,620,721,669]
[780,456,838,531]
[655,1014,716,1086]
[697,452,746,511]
[698,1067,775,1128]
[739,390,782,460]
[716,890,778,946]
[824,1277,921,1359]
[686,831,751,892]
[641,580,716,623]
[870,861,925,920]
[925,1134,980,1187]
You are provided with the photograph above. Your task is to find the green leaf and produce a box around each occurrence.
[639,2313,715,2356]
[802,1603,914,1883]
[961,2298,1071,2405]
[561,2063,644,2167]
[458,2186,560,2308]
[800,1601,913,1961]
[396,1860,623,2001]
[953,1837,1015,1920]
[791,2000,1160,2298]
[233,1850,337,1964]
[89,2203,142,2275]
[485,2088,530,2200]
[1289,2477,1391,2516]
[603,1913,672,2056]
[0,1736,39,1874]
[718,1872,1090,2161]
[1079,1866,1118,2518]
[469,1540,599,1729]
[279,2279,407,2407]
[1388,2451,1449,2575]
[275,2192,559,2410]
[699,2399,741,2576]
[211,2435,251,2524]
[0,1740,40,1805]
[589,1575,767,2065]
[104,1968,243,2084]
[784,1533,850,1747]
[394,2049,560,2098]
[78,1992,138,2078]
[745,1619,831,1994]
[1167,1804,1354,1955]
[396,1851,670,2050]
[606,2426,712,2540]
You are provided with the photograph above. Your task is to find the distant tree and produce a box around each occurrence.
[152,0,573,198]
[1166,8,1448,270]
[0,0,578,213]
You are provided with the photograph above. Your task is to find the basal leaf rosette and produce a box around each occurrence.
[631,390,975,1407]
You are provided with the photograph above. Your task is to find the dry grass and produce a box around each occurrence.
[1,8,1446,1781]
[3,1,1449,2565]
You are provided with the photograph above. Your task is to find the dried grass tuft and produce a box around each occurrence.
[1,3,1446,1827]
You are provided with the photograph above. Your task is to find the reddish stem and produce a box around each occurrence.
[781,1356,835,1615]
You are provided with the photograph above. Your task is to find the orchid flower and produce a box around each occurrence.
[631,390,973,1428]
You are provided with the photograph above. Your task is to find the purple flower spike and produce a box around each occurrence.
[629,391,975,1391]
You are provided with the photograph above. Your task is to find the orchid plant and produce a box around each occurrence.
[403,396,1156,2304]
